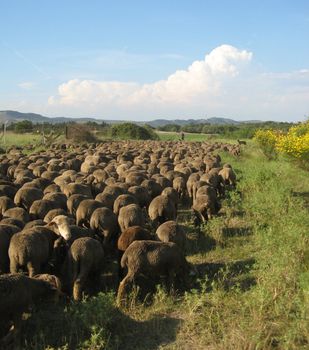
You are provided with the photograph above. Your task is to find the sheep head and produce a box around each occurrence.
[48,215,72,241]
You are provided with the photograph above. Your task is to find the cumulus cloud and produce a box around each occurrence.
[48,45,252,107]
[47,44,309,121]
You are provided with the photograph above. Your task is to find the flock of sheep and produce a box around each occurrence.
[0,140,239,346]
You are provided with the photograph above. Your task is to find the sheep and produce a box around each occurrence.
[62,183,92,198]
[148,195,177,227]
[192,194,217,224]
[172,176,187,201]
[76,199,105,227]
[117,240,190,304]
[44,208,68,223]
[89,207,119,247]
[29,199,58,220]
[14,187,44,210]
[127,185,151,209]
[113,194,138,215]
[219,166,237,188]
[8,219,71,276]
[0,224,20,273]
[3,207,30,223]
[67,194,89,216]
[155,220,186,251]
[0,196,14,218]
[118,204,144,232]
[63,237,104,301]
[0,273,59,346]
[117,225,153,278]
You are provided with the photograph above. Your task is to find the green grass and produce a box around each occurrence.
[156,130,212,142]
[0,132,41,148]
[12,142,309,349]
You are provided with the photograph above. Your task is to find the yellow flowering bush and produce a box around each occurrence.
[254,121,309,166]
[276,121,309,162]
[253,129,280,159]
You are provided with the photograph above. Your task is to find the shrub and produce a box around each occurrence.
[276,121,309,165]
[253,129,280,159]
[254,121,309,167]
[111,123,159,140]
[65,124,98,143]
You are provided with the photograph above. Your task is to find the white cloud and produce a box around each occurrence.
[47,45,309,121]
[18,81,35,90]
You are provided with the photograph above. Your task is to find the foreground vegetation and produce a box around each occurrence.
[15,142,309,350]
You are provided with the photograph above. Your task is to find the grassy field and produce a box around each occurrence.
[156,130,213,142]
[0,132,41,148]
[15,142,309,350]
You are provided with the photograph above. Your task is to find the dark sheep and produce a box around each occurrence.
[90,207,119,246]
[14,187,44,210]
[9,222,71,276]
[0,224,20,273]
[148,195,177,227]
[67,194,89,216]
[44,208,69,223]
[63,237,104,301]
[0,273,59,346]
[118,204,144,232]
[29,199,58,220]
[43,192,67,210]
[155,220,186,251]
[192,194,217,224]
[117,240,190,304]
[0,196,14,218]
[113,194,139,215]
[3,207,30,223]
[76,199,105,227]
[0,218,24,229]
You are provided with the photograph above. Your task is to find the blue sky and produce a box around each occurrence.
[0,0,308,121]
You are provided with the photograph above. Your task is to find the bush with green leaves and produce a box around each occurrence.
[111,123,159,140]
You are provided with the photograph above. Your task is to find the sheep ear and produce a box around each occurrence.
[47,221,56,227]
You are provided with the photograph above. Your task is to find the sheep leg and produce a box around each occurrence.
[117,273,134,306]
[73,264,89,301]
[10,259,19,274]
[27,261,40,277]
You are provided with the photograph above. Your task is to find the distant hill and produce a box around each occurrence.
[0,110,261,126]
[0,110,103,124]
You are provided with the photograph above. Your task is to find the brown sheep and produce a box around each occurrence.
[113,194,139,215]
[117,226,152,253]
[63,237,104,301]
[89,207,119,246]
[14,187,44,210]
[62,183,92,198]
[173,176,187,200]
[3,207,30,223]
[117,240,190,304]
[192,194,217,224]
[44,208,68,223]
[155,220,186,251]
[128,185,151,209]
[29,199,58,220]
[0,196,14,217]
[219,166,237,188]
[148,195,177,227]
[95,192,115,210]
[8,222,71,277]
[118,204,144,232]
[76,199,105,227]
[67,194,89,216]
[0,224,20,273]
[0,274,60,346]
